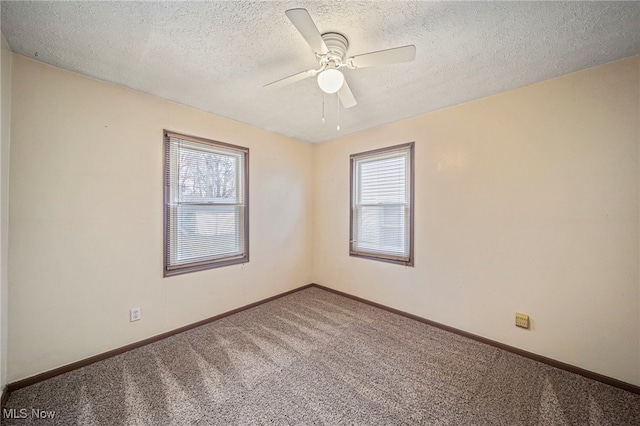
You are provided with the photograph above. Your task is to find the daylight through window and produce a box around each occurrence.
[350,143,414,266]
[164,131,249,276]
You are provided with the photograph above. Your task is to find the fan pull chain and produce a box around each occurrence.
[336,93,340,131]
[321,92,326,124]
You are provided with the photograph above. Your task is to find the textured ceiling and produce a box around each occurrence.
[1,1,639,143]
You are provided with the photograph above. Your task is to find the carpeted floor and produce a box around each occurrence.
[3,286,639,425]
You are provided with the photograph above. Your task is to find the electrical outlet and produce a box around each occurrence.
[130,307,141,322]
[515,312,529,329]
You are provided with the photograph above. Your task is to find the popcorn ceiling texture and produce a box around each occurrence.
[3,287,640,425]
[1,1,639,144]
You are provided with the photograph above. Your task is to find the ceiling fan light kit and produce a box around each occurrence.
[317,69,344,94]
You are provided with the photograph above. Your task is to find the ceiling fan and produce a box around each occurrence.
[264,8,416,109]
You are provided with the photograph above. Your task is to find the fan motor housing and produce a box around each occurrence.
[321,32,348,63]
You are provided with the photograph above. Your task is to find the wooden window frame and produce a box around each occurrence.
[349,142,415,267]
[163,130,249,277]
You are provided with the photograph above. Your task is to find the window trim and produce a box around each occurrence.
[163,130,249,277]
[349,142,415,267]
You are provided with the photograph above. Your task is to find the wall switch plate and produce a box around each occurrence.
[130,307,141,322]
[515,312,529,329]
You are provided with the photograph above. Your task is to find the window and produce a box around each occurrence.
[350,142,414,266]
[164,131,249,276]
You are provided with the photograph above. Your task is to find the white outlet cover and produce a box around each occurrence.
[130,307,141,322]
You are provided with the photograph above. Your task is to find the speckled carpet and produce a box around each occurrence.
[3,286,639,425]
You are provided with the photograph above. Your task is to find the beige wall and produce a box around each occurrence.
[313,57,640,385]
[8,55,313,382]
[0,35,12,390]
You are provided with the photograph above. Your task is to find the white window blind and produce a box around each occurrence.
[164,131,248,276]
[350,143,414,265]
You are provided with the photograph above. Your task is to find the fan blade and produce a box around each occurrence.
[264,69,316,89]
[348,45,416,69]
[285,8,328,54]
[338,80,357,108]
